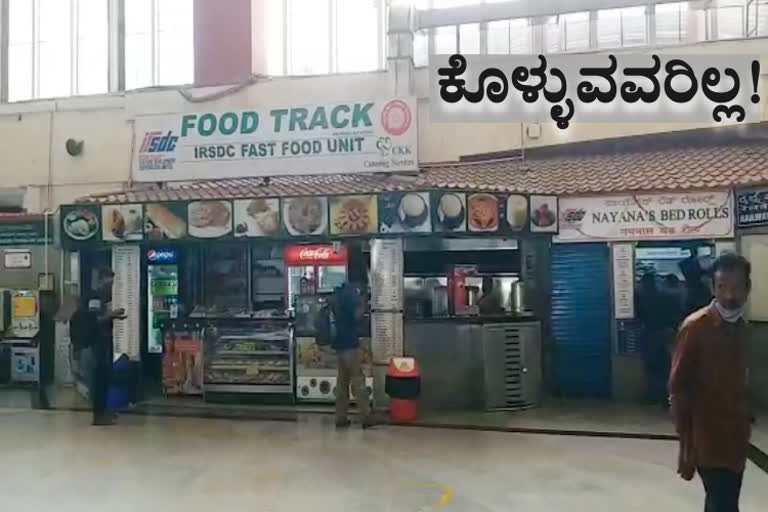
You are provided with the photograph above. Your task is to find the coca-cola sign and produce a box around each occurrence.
[284,245,348,265]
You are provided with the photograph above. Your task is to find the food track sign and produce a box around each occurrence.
[284,245,348,266]
[132,97,418,182]
[555,191,734,243]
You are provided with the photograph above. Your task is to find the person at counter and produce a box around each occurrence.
[71,267,126,426]
[330,282,373,429]
[477,277,503,315]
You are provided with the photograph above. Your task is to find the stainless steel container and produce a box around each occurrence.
[510,281,526,314]
[466,286,480,307]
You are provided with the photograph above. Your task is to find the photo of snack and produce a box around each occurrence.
[187,201,232,238]
[530,195,559,233]
[144,203,188,240]
[102,204,143,241]
[468,193,499,232]
[433,192,466,232]
[330,195,378,235]
[379,192,431,233]
[233,198,280,237]
[63,207,99,241]
[283,196,328,236]
[506,195,528,231]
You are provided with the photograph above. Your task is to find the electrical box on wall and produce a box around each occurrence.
[526,124,542,139]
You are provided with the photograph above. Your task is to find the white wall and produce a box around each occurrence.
[1,39,766,212]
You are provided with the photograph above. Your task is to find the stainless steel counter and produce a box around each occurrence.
[404,317,542,411]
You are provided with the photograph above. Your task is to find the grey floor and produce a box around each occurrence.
[1,409,767,512]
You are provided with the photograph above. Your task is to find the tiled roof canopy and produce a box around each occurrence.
[78,139,768,204]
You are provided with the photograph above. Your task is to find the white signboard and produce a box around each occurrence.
[132,97,418,182]
[612,243,635,320]
[556,191,734,242]
[112,245,141,360]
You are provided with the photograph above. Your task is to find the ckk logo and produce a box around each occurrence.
[376,137,392,157]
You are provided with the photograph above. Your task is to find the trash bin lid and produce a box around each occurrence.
[387,357,419,378]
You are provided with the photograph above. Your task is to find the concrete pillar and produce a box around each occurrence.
[193,0,254,86]
[387,4,415,97]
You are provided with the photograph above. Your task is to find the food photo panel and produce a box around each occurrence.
[505,195,529,232]
[102,204,144,242]
[431,192,467,232]
[233,198,280,237]
[378,192,432,233]
[330,195,379,235]
[529,195,559,233]
[282,196,329,236]
[467,193,501,233]
[188,201,233,239]
[62,204,101,244]
[144,202,188,240]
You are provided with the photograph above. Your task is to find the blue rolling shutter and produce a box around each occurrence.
[551,243,612,398]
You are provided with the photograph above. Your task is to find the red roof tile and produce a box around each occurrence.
[78,141,768,204]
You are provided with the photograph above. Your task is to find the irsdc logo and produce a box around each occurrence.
[138,131,179,171]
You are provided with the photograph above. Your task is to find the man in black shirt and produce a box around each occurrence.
[72,267,125,425]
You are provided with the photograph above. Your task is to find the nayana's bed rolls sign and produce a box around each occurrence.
[556,191,734,242]
[131,97,418,182]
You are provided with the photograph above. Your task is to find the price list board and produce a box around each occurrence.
[112,245,141,360]
[370,238,403,311]
[371,312,404,364]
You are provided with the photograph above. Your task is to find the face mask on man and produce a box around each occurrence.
[713,299,744,323]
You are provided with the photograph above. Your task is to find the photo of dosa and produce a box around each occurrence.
[188,201,233,238]
[144,203,188,240]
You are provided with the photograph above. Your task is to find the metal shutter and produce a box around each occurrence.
[551,243,612,398]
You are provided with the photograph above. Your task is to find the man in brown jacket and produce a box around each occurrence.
[669,253,752,512]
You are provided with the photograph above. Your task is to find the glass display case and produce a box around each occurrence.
[203,319,293,394]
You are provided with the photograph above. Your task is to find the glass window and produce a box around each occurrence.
[459,23,480,54]
[543,16,561,54]
[125,0,153,89]
[413,29,429,67]
[8,0,34,102]
[288,0,330,75]
[76,0,109,95]
[336,0,380,72]
[157,0,194,85]
[509,18,531,53]
[656,2,688,45]
[597,8,621,48]
[487,19,510,54]
[265,0,285,75]
[431,0,478,8]
[434,25,457,54]
[622,6,647,47]
[125,0,194,89]
[9,0,109,101]
[713,5,745,40]
[563,12,589,51]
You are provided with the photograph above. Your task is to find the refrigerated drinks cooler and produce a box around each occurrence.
[146,248,181,354]
[284,245,348,311]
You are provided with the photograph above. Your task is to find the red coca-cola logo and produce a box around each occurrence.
[284,245,348,265]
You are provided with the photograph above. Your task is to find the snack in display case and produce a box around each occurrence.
[203,321,293,393]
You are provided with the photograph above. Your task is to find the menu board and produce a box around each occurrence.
[112,245,141,360]
[371,312,404,364]
[612,243,635,320]
[464,193,530,233]
[329,195,378,235]
[370,238,403,311]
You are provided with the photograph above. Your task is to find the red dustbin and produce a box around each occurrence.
[385,357,421,423]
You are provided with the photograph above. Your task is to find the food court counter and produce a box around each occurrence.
[404,316,542,410]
